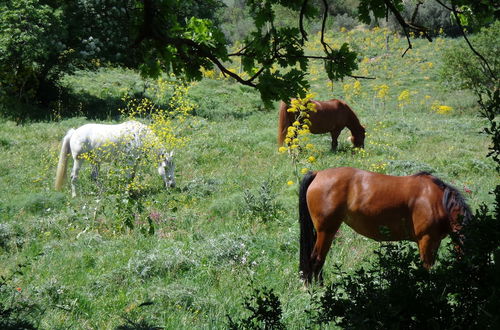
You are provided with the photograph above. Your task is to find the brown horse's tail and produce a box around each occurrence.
[278,101,289,145]
[299,171,317,282]
[55,128,75,191]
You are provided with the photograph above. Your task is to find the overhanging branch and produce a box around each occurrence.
[450,1,497,81]
[299,0,309,42]
[383,0,432,57]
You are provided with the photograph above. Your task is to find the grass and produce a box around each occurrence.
[0,28,497,328]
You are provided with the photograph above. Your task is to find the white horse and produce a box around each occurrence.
[54,121,175,197]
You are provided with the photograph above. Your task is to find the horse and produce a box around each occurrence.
[278,99,365,151]
[54,121,175,197]
[299,167,472,284]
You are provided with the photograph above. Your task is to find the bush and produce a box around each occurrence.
[440,21,499,93]
[0,263,41,329]
[309,198,500,328]
[243,181,283,223]
[227,287,285,329]
[331,13,360,31]
[0,0,68,120]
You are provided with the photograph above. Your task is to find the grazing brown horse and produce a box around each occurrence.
[299,167,472,284]
[278,99,365,150]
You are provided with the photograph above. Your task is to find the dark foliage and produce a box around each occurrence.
[0,263,42,330]
[227,287,285,329]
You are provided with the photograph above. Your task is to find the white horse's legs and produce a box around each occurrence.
[71,158,83,197]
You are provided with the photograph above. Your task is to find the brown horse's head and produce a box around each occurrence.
[348,126,366,148]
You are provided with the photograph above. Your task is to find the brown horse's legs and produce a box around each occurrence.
[330,128,342,151]
[417,234,442,269]
[310,230,337,283]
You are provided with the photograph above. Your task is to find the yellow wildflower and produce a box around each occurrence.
[437,105,453,114]
[305,92,317,99]
[374,84,389,100]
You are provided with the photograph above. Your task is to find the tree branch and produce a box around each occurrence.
[320,0,332,54]
[450,1,497,81]
[299,0,309,42]
[434,0,463,13]
[383,0,432,57]
[410,1,423,24]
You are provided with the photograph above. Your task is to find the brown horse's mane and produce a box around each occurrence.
[414,171,472,226]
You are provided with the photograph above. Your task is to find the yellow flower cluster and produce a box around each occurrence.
[120,78,196,152]
[200,67,216,79]
[431,102,453,114]
[279,92,319,185]
[397,90,411,109]
[342,80,362,101]
[374,84,389,100]
[369,162,388,173]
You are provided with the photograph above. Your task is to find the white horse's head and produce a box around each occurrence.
[158,150,175,188]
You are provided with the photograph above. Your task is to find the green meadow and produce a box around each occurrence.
[0,28,497,328]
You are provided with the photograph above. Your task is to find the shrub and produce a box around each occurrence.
[309,198,500,328]
[331,13,360,31]
[0,0,68,121]
[243,181,283,223]
[0,263,41,329]
[440,21,499,93]
[227,287,285,329]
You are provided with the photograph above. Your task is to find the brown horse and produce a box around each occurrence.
[299,167,472,284]
[278,99,365,150]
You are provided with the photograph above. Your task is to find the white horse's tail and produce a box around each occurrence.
[55,128,75,191]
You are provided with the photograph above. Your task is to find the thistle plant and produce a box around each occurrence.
[278,92,318,186]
